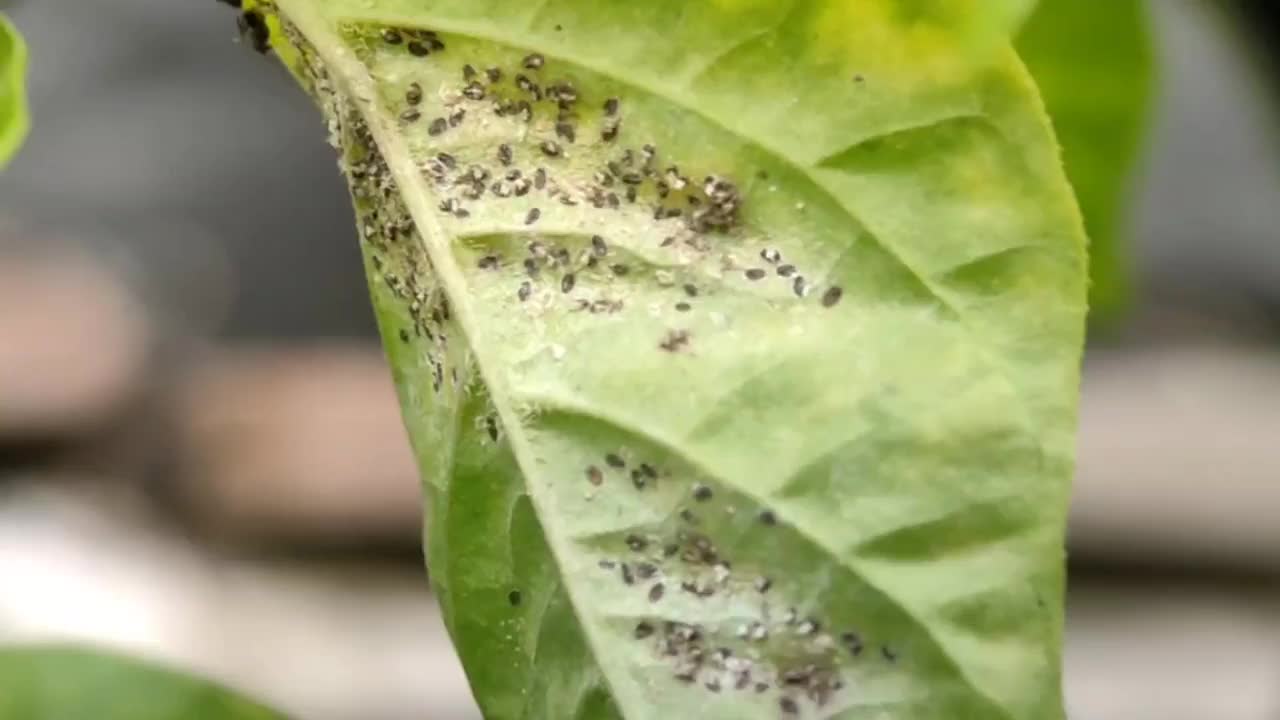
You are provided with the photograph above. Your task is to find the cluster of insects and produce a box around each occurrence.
[582,448,899,715]
[373,24,844,355]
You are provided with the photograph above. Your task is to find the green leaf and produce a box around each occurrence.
[0,13,29,168]
[1018,0,1155,320]
[247,0,1087,717]
[0,645,285,719]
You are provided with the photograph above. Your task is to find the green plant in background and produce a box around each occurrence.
[0,646,282,719]
[0,13,29,168]
[237,1,1087,718]
[1018,0,1155,322]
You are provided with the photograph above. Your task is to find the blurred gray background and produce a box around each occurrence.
[2,1,1280,719]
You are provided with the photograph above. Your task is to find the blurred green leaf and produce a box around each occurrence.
[0,645,285,720]
[1018,0,1155,320]
[0,13,29,168]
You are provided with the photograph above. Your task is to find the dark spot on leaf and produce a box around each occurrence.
[586,465,603,485]
[792,276,808,297]
[675,302,691,312]
[759,509,777,526]
[508,590,522,606]
[634,621,655,639]
[610,264,629,276]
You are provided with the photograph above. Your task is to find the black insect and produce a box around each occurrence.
[428,118,448,135]
[777,264,797,277]
[744,268,766,281]
[407,40,430,57]
[603,97,619,116]
[517,281,532,302]
[822,286,844,308]
[236,10,270,55]
[523,53,545,69]
[540,140,562,157]
[634,622,655,639]
[692,484,712,502]
[498,144,513,166]
[605,452,625,468]
[508,590,522,606]
[405,82,423,105]
[586,465,603,485]
[380,28,402,44]
[525,208,542,226]
[648,583,665,602]
[561,273,575,293]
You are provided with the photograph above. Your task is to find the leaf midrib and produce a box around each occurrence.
[277,3,1022,717]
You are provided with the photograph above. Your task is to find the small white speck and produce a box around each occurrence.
[795,202,806,211]
[550,344,566,360]
[713,563,731,584]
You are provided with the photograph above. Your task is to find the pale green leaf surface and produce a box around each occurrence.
[0,13,30,168]
[0,645,284,720]
[248,1,1086,717]
[1018,0,1154,320]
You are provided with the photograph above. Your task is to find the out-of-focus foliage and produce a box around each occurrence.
[0,13,28,168]
[0,645,284,720]
[1018,0,1155,320]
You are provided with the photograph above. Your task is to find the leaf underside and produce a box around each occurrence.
[1018,0,1154,321]
[0,13,30,168]
[0,646,283,720]
[246,1,1086,718]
